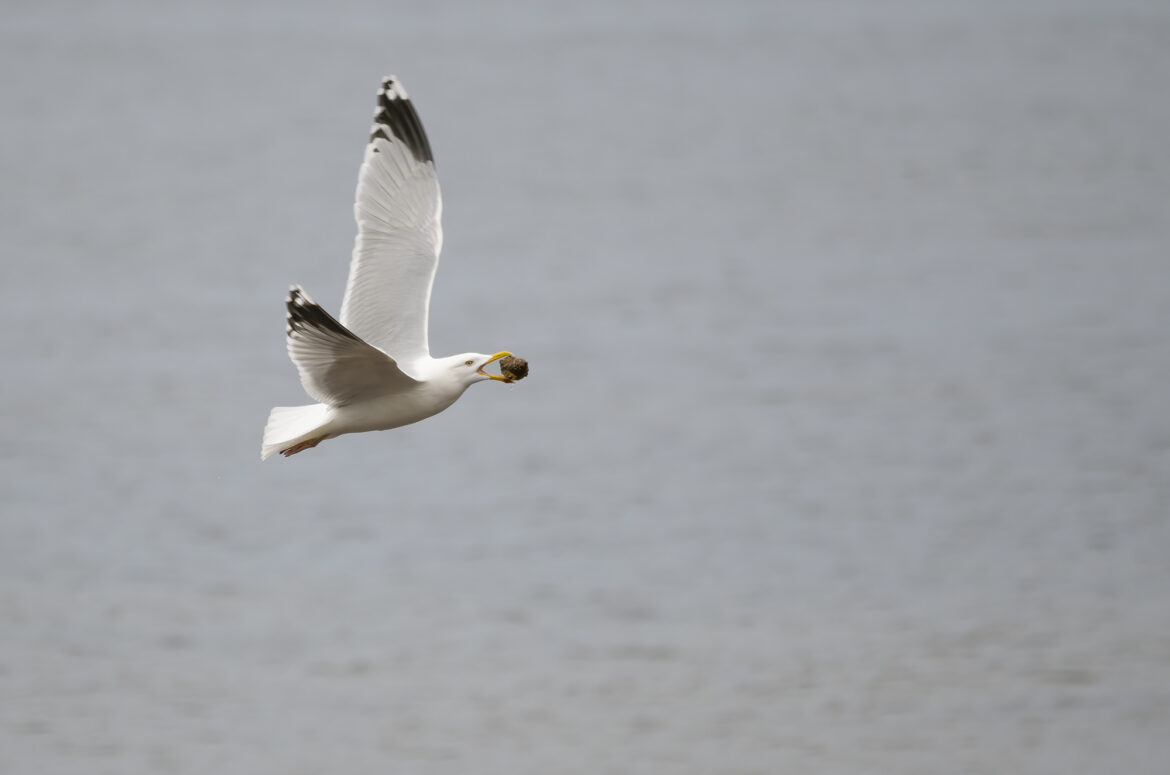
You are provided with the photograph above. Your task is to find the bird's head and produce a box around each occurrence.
[448,351,515,385]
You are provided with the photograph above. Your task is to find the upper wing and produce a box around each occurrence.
[286,287,419,406]
[339,76,442,370]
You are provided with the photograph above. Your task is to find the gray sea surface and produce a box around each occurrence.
[3,1,1169,773]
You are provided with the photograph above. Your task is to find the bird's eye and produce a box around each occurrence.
[465,359,474,366]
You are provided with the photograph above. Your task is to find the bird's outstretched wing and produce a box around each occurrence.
[339,76,442,371]
[286,287,419,406]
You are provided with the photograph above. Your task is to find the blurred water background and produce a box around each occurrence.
[3,1,1169,773]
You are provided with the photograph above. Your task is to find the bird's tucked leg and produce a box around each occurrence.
[281,436,325,457]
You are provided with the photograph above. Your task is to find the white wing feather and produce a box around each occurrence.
[286,287,419,406]
[340,77,442,372]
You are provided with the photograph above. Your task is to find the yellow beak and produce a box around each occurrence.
[477,351,514,382]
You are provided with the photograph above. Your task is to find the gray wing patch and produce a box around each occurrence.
[286,287,362,342]
[285,286,419,406]
[368,76,433,164]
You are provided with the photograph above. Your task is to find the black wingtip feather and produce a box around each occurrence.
[368,76,434,164]
[285,287,361,342]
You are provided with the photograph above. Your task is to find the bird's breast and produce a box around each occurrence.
[332,381,464,434]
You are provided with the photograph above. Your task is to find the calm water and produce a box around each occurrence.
[3,1,1169,773]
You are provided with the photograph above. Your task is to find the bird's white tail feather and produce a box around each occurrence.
[261,404,331,460]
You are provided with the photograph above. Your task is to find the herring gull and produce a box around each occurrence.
[261,76,523,460]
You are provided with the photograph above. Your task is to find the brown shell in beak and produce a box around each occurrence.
[498,355,528,381]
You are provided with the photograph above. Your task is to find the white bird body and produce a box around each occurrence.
[261,77,517,460]
[262,364,470,460]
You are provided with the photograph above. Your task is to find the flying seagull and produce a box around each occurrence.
[261,76,520,460]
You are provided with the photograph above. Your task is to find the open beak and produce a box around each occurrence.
[477,351,514,382]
